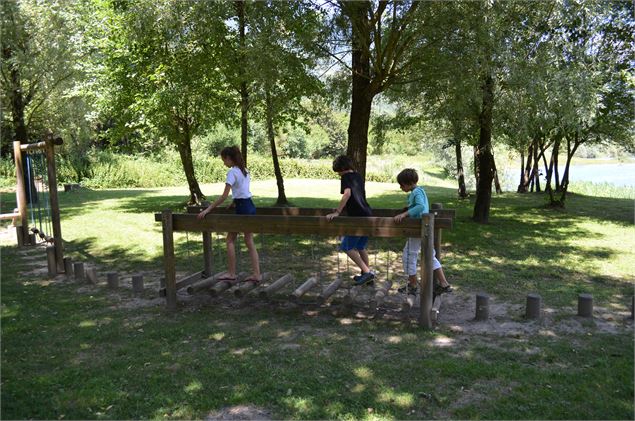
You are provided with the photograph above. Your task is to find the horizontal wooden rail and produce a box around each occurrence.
[155,212,449,237]
[19,137,63,151]
[0,212,20,220]
[186,205,455,221]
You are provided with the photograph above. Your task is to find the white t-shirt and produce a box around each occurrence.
[225,166,252,199]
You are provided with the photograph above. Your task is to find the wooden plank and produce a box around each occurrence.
[186,206,456,220]
[154,213,451,236]
[162,210,177,310]
[418,214,435,329]
[45,136,64,271]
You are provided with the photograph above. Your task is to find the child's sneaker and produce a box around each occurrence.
[398,283,418,295]
[353,271,375,286]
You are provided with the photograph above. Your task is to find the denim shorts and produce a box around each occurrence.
[234,198,256,215]
[340,236,369,251]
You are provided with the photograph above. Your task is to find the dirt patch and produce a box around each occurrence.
[206,405,272,420]
[434,379,518,419]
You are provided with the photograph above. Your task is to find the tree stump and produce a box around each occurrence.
[525,293,541,319]
[578,294,593,317]
[475,293,489,321]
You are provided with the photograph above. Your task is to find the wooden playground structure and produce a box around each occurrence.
[1,136,65,274]
[155,206,455,329]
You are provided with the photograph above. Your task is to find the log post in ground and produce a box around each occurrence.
[259,274,293,300]
[46,245,57,277]
[525,293,541,319]
[73,262,85,281]
[418,214,435,328]
[578,294,593,317]
[86,267,98,284]
[63,257,73,277]
[162,210,177,310]
[318,276,344,305]
[107,272,119,289]
[289,277,318,303]
[475,293,490,321]
[132,274,144,293]
[186,272,224,295]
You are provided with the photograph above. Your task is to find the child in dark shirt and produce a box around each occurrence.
[326,156,375,285]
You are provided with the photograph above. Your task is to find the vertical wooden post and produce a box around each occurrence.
[45,135,64,271]
[418,213,435,329]
[431,203,443,260]
[13,141,29,246]
[202,231,213,277]
[162,210,177,310]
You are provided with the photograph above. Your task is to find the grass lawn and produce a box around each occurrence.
[1,178,633,419]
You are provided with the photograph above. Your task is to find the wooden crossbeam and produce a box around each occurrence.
[154,213,451,236]
[186,206,455,221]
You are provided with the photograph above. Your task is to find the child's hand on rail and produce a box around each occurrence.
[325,211,340,221]
[393,212,408,223]
[197,209,209,220]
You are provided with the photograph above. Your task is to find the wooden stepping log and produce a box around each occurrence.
[289,277,318,303]
[186,272,224,295]
[430,293,443,323]
[371,280,392,309]
[132,274,144,293]
[343,285,363,307]
[73,262,85,281]
[402,293,417,313]
[107,272,119,289]
[475,293,489,321]
[86,267,98,284]
[46,245,57,277]
[63,257,73,278]
[525,293,541,319]
[318,276,344,305]
[259,274,293,300]
[234,273,271,298]
[210,272,246,297]
[578,293,593,317]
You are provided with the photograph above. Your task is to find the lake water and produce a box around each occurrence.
[567,163,635,186]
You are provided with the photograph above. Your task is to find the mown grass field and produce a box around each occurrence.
[1,176,633,419]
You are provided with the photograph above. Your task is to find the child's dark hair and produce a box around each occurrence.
[397,168,418,186]
[332,155,354,172]
[220,146,248,176]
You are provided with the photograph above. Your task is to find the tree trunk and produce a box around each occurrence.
[545,142,555,195]
[553,138,561,192]
[518,142,533,193]
[473,145,480,187]
[557,133,581,205]
[472,74,495,223]
[455,139,467,198]
[176,127,205,205]
[492,153,502,194]
[265,89,288,206]
[236,0,249,165]
[345,1,373,180]
[517,151,525,193]
[532,140,541,192]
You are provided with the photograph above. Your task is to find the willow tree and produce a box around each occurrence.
[97,0,232,203]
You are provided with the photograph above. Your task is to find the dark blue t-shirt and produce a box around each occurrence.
[340,172,372,217]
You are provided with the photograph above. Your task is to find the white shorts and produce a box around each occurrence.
[402,237,442,276]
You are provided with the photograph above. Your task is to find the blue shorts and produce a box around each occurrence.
[234,198,256,215]
[340,236,368,251]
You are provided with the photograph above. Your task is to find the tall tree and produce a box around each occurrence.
[96,0,233,203]
[328,1,423,180]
